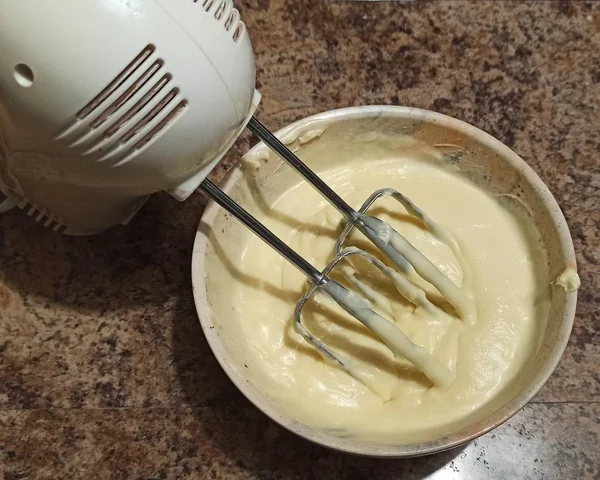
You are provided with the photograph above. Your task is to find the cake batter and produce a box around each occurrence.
[227,132,546,442]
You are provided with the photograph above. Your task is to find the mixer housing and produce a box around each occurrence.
[0,0,259,234]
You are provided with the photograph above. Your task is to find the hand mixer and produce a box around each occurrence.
[0,0,473,388]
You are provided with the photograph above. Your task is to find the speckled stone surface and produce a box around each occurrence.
[1,1,599,478]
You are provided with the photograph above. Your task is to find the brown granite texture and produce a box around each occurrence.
[0,0,599,478]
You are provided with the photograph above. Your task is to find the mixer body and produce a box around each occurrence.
[0,0,259,234]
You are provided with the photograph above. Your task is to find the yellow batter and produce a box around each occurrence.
[228,132,544,443]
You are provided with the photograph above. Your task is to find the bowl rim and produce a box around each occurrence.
[191,105,578,457]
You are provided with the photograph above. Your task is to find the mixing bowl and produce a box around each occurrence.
[191,106,577,457]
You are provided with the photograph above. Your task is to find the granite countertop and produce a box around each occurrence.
[1,1,599,478]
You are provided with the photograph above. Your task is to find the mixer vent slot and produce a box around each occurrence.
[20,201,66,232]
[131,99,188,152]
[195,0,243,41]
[201,0,215,11]
[56,44,188,166]
[77,45,156,120]
[232,22,244,42]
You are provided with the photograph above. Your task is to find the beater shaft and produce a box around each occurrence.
[247,117,357,220]
[199,179,325,286]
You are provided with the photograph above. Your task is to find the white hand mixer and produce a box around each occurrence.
[0,0,473,388]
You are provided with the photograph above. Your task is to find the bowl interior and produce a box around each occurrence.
[192,107,577,456]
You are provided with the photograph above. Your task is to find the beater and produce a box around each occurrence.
[0,0,473,388]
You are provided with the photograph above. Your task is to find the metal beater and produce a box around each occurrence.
[199,117,474,389]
